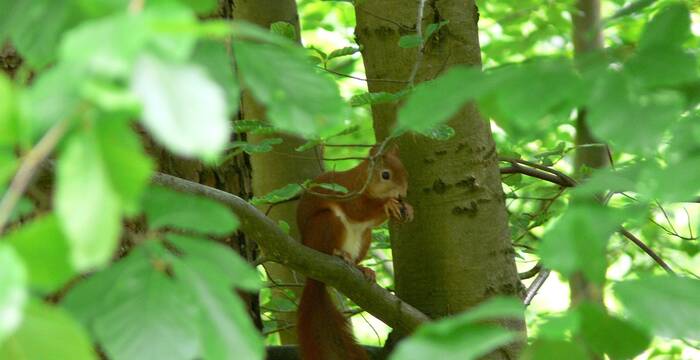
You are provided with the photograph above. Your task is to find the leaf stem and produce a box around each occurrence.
[0,119,70,234]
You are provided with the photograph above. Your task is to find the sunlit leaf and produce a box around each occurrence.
[0,300,96,360]
[131,54,230,161]
[0,244,27,343]
[3,215,74,294]
[577,303,651,359]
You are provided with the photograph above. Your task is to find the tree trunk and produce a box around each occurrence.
[570,0,608,307]
[356,1,524,358]
[232,0,322,344]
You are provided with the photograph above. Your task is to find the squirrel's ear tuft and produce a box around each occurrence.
[386,143,399,157]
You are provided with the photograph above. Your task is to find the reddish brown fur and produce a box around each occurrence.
[296,146,409,360]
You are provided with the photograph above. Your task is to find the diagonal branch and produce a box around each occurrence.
[152,172,430,333]
[500,157,675,275]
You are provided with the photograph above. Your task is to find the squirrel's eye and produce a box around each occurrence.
[381,170,391,180]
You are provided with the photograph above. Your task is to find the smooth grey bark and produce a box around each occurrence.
[356,1,525,358]
[232,0,320,344]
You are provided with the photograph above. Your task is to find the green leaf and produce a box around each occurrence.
[229,138,283,154]
[522,339,587,360]
[614,275,700,340]
[170,247,265,360]
[577,303,651,359]
[0,151,17,189]
[142,3,198,61]
[270,21,296,41]
[539,204,623,283]
[3,215,74,294]
[641,155,700,203]
[143,186,239,236]
[390,324,515,360]
[233,120,275,135]
[626,47,698,88]
[96,120,154,215]
[234,41,349,139]
[587,73,683,153]
[22,64,81,141]
[328,46,360,60]
[59,13,149,79]
[424,20,449,40]
[350,91,406,107]
[389,297,522,360]
[250,183,303,206]
[0,300,96,360]
[398,34,422,48]
[64,245,199,360]
[191,39,241,112]
[166,234,260,291]
[0,244,27,343]
[0,75,19,147]
[638,3,691,50]
[131,54,230,161]
[396,66,485,134]
[55,131,122,271]
[534,311,580,340]
[0,0,80,68]
[177,0,218,14]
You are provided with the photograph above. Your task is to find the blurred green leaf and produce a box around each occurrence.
[163,239,265,360]
[55,130,122,271]
[96,120,154,215]
[0,244,27,343]
[131,54,230,161]
[166,234,260,291]
[234,41,349,139]
[539,204,624,283]
[233,120,275,135]
[60,13,149,79]
[577,303,651,359]
[0,300,96,360]
[191,39,241,111]
[638,3,690,50]
[522,339,587,360]
[389,297,523,360]
[3,215,74,294]
[396,66,485,134]
[0,75,18,147]
[65,245,199,360]
[0,0,80,68]
[143,186,240,236]
[614,275,700,340]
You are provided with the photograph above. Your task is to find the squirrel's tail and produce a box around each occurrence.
[297,278,368,360]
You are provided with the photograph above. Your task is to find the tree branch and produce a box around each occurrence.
[152,172,430,333]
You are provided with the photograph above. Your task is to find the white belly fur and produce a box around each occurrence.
[330,205,374,262]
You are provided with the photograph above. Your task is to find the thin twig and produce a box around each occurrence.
[619,229,675,275]
[524,268,551,306]
[407,0,428,86]
[320,67,408,84]
[519,262,542,280]
[0,119,70,234]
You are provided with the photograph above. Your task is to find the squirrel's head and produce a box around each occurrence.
[366,144,408,200]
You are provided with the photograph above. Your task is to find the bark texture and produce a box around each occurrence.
[570,0,608,307]
[232,0,322,343]
[356,1,524,357]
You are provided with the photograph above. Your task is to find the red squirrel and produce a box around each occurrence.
[296,144,413,360]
